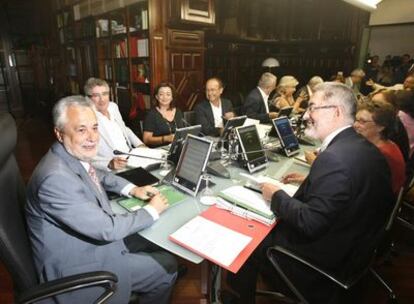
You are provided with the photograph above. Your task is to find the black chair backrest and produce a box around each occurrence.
[183,111,196,126]
[0,113,38,293]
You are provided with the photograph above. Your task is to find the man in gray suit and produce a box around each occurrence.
[25,96,177,303]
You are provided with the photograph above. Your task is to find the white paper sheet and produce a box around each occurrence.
[170,216,252,267]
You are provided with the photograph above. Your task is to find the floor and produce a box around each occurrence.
[1,116,414,303]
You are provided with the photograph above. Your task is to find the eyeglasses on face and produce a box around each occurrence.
[306,104,337,113]
[88,91,110,99]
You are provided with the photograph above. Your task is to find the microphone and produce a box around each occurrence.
[113,149,167,161]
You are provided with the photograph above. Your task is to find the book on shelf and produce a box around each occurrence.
[141,9,148,30]
[114,39,128,58]
[117,185,187,212]
[129,36,138,57]
[115,62,129,83]
[137,38,149,57]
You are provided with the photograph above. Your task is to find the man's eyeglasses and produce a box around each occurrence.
[88,92,110,99]
[307,105,337,113]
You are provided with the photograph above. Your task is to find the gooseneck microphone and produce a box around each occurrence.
[113,149,167,161]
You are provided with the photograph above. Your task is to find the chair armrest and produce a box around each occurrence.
[267,245,352,290]
[18,271,118,304]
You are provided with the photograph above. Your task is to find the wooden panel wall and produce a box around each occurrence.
[208,0,369,95]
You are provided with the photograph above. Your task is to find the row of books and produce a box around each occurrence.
[129,37,149,58]
[99,62,113,80]
[114,39,128,58]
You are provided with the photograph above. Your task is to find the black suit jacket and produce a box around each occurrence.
[194,98,233,136]
[270,128,394,302]
[242,87,269,123]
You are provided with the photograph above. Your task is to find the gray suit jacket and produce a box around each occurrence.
[26,142,154,303]
[93,102,143,170]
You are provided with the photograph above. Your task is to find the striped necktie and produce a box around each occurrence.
[88,164,102,193]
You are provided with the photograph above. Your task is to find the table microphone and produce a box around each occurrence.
[113,149,167,161]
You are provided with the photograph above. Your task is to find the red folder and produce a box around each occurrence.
[169,205,276,273]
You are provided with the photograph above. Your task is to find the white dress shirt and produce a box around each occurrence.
[257,86,270,113]
[210,101,223,128]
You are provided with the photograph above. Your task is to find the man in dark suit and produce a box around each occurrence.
[242,72,278,123]
[26,96,177,303]
[195,77,235,136]
[227,82,394,303]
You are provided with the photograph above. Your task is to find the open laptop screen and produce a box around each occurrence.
[172,135,213,196]
[272,117,300,156]
[235,125,267,173]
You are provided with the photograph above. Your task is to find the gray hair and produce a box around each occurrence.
[351,68,366,78]
[313,82,357,124]
[53,95,93,130]
[308,76,324,89]
[84,77,109,96]
[258,72,277,89]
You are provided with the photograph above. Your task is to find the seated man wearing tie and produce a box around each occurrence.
[242,72,278,123]
[194,77,235,136]
[227,82,394,303]
[84,77,145,171]
[25,96,177,304]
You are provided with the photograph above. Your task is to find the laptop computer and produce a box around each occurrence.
[235,125,268,173]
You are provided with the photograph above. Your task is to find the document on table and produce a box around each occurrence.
[170,216,252,267]
[127,147,166,169]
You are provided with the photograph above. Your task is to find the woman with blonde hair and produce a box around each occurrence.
[273,75,304,113]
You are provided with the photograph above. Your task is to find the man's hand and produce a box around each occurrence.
[130,185,159,200]
[108,157,128,170]
[260,182,281,202]
[223,111,235,120]
[148,193,169,214]
[269,112,278,119]
[281,172,306,184]
[366,79,375,87]
[304,150,318,165]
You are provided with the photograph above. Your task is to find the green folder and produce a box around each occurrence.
[117,185,187,212]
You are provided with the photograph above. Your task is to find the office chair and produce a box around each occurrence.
[0,113,118,304]
[396,174,414,231]
[183,110,197,126]
[264,188,404,304]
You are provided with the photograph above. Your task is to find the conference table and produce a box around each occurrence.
[110,140,314,301]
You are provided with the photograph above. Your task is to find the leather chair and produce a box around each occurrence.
[262,188,404,304]
[183,111,197,126]
[0,113,118,304]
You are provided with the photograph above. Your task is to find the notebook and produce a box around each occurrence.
[117,184,187,212]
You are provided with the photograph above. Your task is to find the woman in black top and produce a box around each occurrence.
[143,82,184,147]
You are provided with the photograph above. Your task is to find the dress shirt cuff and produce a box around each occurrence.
[143,205,159,221]
[121,184,136,197]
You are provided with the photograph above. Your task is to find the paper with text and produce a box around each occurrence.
[170,216,252,267]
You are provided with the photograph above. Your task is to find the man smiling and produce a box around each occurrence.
[226,82,394,303]
[25,96,177,303]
